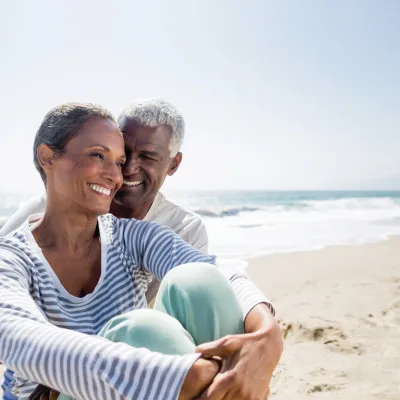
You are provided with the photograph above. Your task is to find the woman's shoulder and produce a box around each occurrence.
[0,228,36,273]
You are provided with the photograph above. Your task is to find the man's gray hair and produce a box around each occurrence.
[119,98,185,157]
[33,102,116,183]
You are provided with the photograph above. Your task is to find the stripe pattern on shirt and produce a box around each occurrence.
[0,214,269,400]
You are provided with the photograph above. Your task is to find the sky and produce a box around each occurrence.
[0,0,399,194]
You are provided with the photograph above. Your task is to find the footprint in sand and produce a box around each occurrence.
[307,383,344,393]
[281,319,364,355]
[381,298,400,325]
[306,368,348,394]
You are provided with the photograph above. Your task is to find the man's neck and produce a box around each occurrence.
[110,198,154,220]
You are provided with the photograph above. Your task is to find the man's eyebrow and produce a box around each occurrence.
[140,150,161,157]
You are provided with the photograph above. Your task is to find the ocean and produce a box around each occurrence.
[167,190,400,257]
[2,190,400,258]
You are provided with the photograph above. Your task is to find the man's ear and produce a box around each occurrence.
[37,144,56,176]
[168,152,182,176]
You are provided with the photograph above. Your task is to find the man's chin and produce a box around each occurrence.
[112,190,144,209]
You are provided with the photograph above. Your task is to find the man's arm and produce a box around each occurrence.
[188,219,209,253]
[0,194,46,236]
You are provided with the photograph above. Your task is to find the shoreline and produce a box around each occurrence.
[245,233,400,262]
[247,237,400,399]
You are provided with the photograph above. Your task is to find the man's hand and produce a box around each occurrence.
[195,304,283,399]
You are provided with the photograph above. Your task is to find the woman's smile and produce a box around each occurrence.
[88,183,114,197]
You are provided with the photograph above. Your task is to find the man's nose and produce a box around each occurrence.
[122,155,140,176]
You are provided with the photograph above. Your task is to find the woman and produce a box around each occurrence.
[0,103,281,400]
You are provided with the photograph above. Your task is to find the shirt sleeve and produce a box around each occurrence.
[189,220,208,254]
[0,245,199,400]
[122,219,274,319]
[0,194,46,236]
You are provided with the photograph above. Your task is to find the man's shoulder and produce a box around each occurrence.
[0,194,47,236]
[153,192,205,228]
[149,192,208,251]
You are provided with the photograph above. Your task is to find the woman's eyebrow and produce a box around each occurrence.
[88,144,110,151]
[88,144,126,159]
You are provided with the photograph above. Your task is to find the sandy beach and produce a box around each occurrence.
[1,238,399,399]
[247,237,400,400]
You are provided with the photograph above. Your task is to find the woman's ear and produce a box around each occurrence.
[37,144,55,176]
[168,152,183,176]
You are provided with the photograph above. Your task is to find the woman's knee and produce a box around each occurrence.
[155,263,244,343]
[158,263,237,307]
[162,262,230,291]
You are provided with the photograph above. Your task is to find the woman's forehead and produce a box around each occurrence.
[68,118,124,150]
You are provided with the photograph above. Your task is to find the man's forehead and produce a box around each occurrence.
[121,120,171,151]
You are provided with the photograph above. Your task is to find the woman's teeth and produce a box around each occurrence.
[89,184,112,196]
[123,180,142,186]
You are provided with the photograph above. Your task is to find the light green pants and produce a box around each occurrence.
[58,263,244,399]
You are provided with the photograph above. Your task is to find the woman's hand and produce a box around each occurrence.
[195,304,283,399]
[28,385,59,400]
[179,358,221,400]
[41,390,59,400]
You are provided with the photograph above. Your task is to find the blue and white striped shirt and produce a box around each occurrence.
[0,214,269,400]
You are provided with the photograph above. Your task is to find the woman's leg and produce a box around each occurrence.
[95,262,245,350]
[58,263,243,399]
[57,309,197,400]
[154,262,245,343]
[97,308,196,354]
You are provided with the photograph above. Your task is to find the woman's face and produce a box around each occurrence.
[49,117,126,216]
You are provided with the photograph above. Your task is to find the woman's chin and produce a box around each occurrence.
[83,201,112,216]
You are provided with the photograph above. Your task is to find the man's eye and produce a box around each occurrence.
[90,152,104,160]
[140,154,154,161]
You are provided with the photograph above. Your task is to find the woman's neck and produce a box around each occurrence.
[32,199,99,254]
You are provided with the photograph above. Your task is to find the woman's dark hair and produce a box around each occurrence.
[33,103,116,182]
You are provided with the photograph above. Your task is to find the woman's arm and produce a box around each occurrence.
[0,245,199,400]
[123,219,274,320]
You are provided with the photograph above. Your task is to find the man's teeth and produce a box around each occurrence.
[89,184,112,196]
[123,180,142,186]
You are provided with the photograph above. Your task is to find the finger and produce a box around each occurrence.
[29,385,50,400]
[50,390,60,400]
[196,335,242,358]
[199,373,232,400]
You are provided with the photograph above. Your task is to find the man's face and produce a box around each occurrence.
[112,116,182,210]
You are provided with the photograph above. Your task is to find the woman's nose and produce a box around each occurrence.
[103,160,123,185]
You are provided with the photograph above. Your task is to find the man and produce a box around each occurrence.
[0,98,207,301]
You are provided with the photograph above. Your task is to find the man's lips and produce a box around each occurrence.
[122,180,143,187]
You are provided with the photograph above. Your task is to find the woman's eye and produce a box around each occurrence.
[90,152,104,160]
[116,161,125,168]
